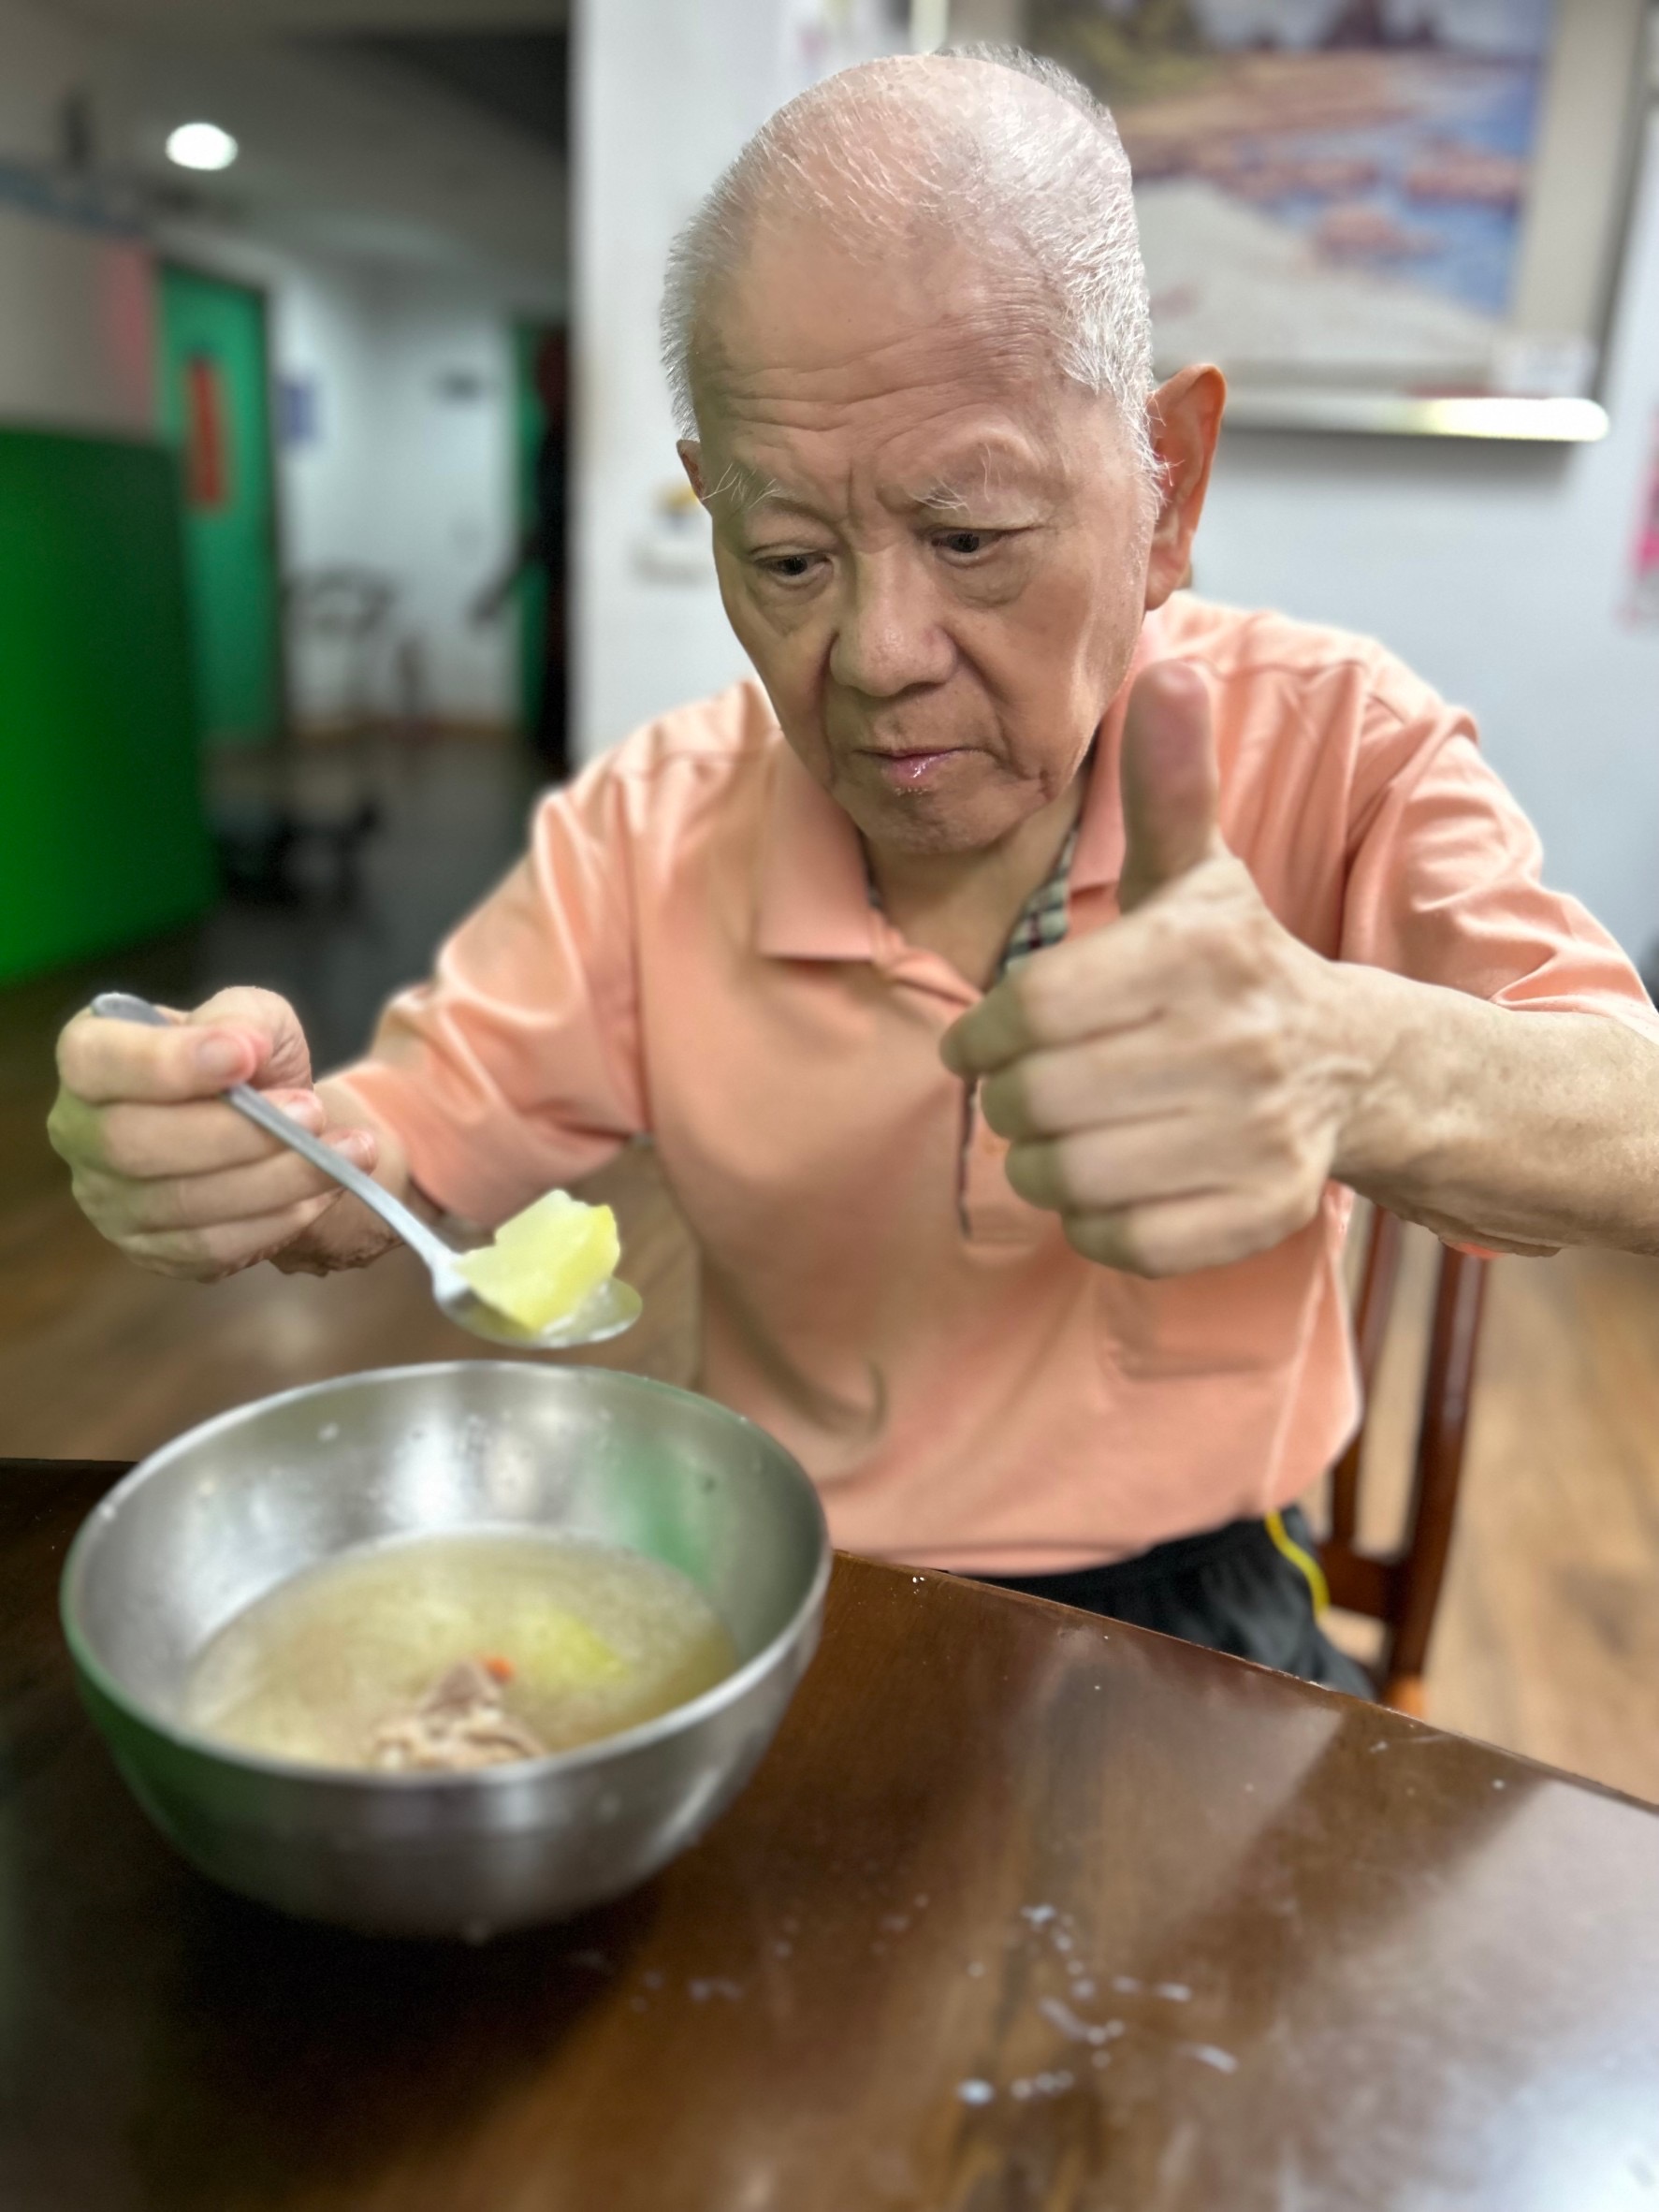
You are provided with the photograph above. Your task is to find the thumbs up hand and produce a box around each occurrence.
[941,662,1362,1277]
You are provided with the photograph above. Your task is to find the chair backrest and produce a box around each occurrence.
[1319,1209,1490,1713]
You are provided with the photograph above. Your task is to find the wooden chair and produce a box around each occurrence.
[1318,1210,1491,1714]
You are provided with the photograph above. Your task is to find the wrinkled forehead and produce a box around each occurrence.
[691,209,1062,421]
[689,216,1103,504]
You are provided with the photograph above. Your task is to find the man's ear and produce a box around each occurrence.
[677,439,706,504]
[1142,365,1226,613]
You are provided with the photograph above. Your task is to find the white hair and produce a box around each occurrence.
[660,46,1156,477]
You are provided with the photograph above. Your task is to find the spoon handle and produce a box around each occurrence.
[89,993,462,1279]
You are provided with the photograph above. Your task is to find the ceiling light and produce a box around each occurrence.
[166,122,239,173]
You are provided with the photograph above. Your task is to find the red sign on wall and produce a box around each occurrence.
[183,352,230,510]
[1628,413,1659,629]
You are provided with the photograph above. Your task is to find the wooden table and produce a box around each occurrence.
[5,1461,1658,2211]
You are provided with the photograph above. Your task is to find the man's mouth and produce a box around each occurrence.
[862,748,968,790]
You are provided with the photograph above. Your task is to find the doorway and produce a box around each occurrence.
[157,264,284,748]
[514,320,568,775]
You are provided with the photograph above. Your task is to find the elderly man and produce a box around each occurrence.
[50,51,1659,1692]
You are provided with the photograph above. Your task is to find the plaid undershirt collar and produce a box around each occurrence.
[991,822,1079,980]
[864,818,1081,983]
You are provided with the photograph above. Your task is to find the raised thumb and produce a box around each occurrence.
[1117,662,1223,913]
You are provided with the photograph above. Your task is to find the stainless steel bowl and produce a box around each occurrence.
[61,1362,830,1938]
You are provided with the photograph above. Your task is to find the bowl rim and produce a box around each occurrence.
[60,1360,833,1793]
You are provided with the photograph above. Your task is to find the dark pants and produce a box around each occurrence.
[973,1505,1374,1697]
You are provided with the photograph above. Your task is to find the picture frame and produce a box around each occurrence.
[1025,0,1652,441]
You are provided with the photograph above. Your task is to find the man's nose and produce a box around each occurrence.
[828,553,953,698]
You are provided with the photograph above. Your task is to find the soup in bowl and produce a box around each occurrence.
[61,1362,830,1938]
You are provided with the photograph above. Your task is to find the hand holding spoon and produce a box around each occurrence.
[90,994,642,1352]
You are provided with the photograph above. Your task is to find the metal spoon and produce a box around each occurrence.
[90,993,643,1353]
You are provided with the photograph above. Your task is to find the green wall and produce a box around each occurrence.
[0,429,214,985]
[157,264,283,747]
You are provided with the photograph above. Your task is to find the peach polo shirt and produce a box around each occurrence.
[342,596,1659,1574]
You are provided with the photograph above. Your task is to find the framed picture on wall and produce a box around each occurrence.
[1025,0,1652,440]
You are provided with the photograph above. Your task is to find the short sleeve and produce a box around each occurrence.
[1339,672,1659,1042]
[337,764,648,1225]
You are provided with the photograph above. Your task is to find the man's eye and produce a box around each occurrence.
[757,552,820,581]
[935,529,999,560]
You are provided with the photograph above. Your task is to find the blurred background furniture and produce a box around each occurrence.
[208,566,418,904]
[1320,1209,1490,1714]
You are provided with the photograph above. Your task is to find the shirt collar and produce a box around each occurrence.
[754,740,879,963]
[754,611,1163,961]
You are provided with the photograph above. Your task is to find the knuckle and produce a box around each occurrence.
[44,1095,79,1163]
[199,983,275,1025]
[1207,930,1256,995]
[198,986,304,1061]
[49,1089,109,1171]
[138,1242,222,1282]
[1140,907,1183,967]
[979,1070,1020,1137]
[1070,1207,1154,1274]
[1253,1097,1311,1180]
[1043,1137,1087,1209]
[1124,1222,1177,1277]
[1232,1000,1291,1084]
[1221,1216,1280,1268]
[1225,1191,1303,1266]
[99,1173,167,1230]
[67,1171,112,1230]
[72,1170,142,1241]
[151,1178,207,1231]
[1013,1073,1054,1139]
[995,1061,1050,1138]
[1187,901,1230,953]
[161,1223,230,1274]
[1004,1140,1046,1204]
[1062,1209,1107,1264]
[1069,1134,1125,1214]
